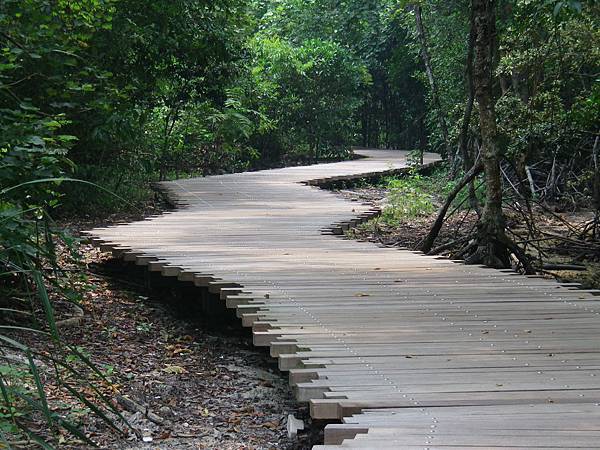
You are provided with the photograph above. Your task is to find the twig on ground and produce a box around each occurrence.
[116,395,165,426]
[428,236,470,255]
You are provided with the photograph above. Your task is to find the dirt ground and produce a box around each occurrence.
[336,185,600,289]
[11,234,319,449]
[336,185,478,250]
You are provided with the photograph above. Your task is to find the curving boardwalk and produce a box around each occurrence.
[87,150,600,449]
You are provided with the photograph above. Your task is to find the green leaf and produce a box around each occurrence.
[27,352,53,429]
[25,136,45,147]
[553,1,564,16]
[32,270,60,342]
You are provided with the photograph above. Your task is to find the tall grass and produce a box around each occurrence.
[1,181,130,448]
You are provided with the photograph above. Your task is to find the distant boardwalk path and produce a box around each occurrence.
[87,150,600,449]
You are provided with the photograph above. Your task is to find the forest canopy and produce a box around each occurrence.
[2,1,597,211]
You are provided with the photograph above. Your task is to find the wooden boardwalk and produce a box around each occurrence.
[86,150,600,449]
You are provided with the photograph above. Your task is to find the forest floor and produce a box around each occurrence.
[337,183,600,290]
[65,248,315,449]
[11,203,319,449]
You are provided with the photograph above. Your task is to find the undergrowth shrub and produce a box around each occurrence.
[380,166,485,225]
[381,173,436,223]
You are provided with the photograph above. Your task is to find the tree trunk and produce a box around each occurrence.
[592,137,599,209]
[469,0,511,268]
[593,136,600,239]
[413,4,451,161]
[419,161,483,253]
[457,8,480,215]
[458,9,476,166]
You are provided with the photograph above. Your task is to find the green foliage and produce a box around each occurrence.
[253,0,428,150]
[1,0,255,216]
[394,1,472,153]
[1,1,130,444]
[250,37,369,160]
[492,0,599,203]
[142,89,264,181]
[546,0,585,17]
[381,173,436,223]
[380,166,485,225]
[384,0,599,206]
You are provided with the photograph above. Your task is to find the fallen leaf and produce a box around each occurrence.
[163,365,187,374]
[262,420,280,429]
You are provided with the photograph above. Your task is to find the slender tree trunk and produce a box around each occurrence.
[419,160,483,253]
[593,137,600,207]
[469,0,511,268]
[457,9,476,167]
[457,9,481,214]
[418,8,483,255]
[413,4,451,161]
[593,136,600,238]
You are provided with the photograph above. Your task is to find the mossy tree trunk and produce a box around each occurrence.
[469,0,511,268]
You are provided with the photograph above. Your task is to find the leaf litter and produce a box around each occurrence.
[15,233,318,449]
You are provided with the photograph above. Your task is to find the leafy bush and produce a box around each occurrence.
[0,2,130,445]
[250,37,370,161]
[142,90,264,181]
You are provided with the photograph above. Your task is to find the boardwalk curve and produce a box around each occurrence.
[87,150,600,449]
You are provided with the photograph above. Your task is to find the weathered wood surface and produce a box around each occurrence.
[86,150,600,449]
